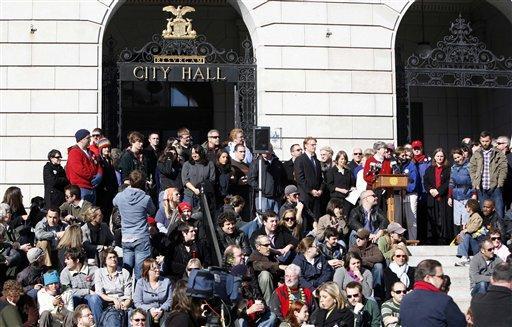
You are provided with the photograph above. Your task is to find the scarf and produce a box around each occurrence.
[413,281,440,292]
[414,153,426,163]
[388,262,410,287]
[347,269,362,282]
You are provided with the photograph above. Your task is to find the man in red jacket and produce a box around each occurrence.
[65,129,102,204]
[363,141,392,189]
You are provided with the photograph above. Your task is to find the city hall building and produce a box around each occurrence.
[1,0,512,200]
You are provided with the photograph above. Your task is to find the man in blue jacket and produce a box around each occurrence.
[400,259,466,327]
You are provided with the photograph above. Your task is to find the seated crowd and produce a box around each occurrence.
[0,127,511,327]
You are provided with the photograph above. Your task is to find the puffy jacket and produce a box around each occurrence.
[398,160,418,194]
[469,148,508,189]
[292,253,333,290]
[65,145,101,189]
[449,161,474,200]
[414,157,431,194]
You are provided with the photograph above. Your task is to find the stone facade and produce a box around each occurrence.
[1,0,511,202]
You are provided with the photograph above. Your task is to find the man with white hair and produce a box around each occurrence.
[495,136,510,155]
[363,141,392,190]
[319,146,335,174]
[269,264,315,323]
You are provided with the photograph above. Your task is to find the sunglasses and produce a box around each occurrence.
[395,254,407,258]
[485,247,495,251]
[259,243,271,247]
[91,134,101,137]
[53,156,62,159]
[491,237,501,241]
[209,136,220,139]
[132,318,146,322]
[283,217,296,222]
[346,294,360,299]
[393,290,406,294]
[353,152,362,155]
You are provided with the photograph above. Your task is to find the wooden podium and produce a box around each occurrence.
[373,174,408,222]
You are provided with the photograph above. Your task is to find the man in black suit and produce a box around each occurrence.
[294,137,323,229]
[471,262,512,327]
[283,144,302,186]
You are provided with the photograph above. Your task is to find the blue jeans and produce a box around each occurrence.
[100,306,127,327]
[471,281,489,296]
[239,218,261,239]
[74,294,103,324]
[81,188,96,205]
[479,187,504,218]
[372,263,385,300]
[254,197,280,214]
[457,233,480,257]
[183,193,200,208]
[122,237,151,279]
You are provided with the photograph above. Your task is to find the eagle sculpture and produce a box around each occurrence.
[162,5,195,19]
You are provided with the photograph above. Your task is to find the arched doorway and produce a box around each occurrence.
[395,0,512,152]
[101,1,255,147]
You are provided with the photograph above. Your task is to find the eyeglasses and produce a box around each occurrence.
[485,247,495,252]
[346,293,360,299]
[209,136,220,139]
[132,318,146,322]
[53,156,62,159]
[393,290,406,294]
[259,243,271,247]
[364,194,377,200]
[491,237,501,241]
[283,217,296,222]
[353,152,362,155]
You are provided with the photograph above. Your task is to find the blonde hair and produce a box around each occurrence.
[317,281,347,309]
[279,208,303,240]
[228,128,244,142]
[83,206,101,223]
[57,224,83,249]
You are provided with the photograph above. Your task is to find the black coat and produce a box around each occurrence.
[325,166,355,199]
[294,153,323,197]
[423,165,450,207]
[43,162,68,208]
[157,158,183,191]
[423,165,453,243]
[310,307,354,327]
[349,205,388,232]
[383,266,416,300]
[471,285,512,327]
[283,159,296,186]
[248,156,287,199]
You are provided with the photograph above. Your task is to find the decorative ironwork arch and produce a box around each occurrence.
[103,33,256,146]
[405,15,512,89]
[400,15,512,141]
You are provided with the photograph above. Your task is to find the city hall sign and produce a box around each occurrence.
[118,5,235,82]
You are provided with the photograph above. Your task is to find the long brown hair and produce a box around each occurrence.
[431,148,449,167]
[171,279,192,313]
[2,186,24,214]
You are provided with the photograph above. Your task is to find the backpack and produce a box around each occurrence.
[187,267,240,303]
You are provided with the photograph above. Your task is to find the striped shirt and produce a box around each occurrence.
[381,299,401,327]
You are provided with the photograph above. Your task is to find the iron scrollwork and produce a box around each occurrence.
[405,15,512,89]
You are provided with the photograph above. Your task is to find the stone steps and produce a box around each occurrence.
[408,245,471,313]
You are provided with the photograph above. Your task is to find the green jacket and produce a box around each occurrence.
[0,300,22,326]
[469,148,507,189]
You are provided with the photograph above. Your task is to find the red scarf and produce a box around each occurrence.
[414,154,426,163]
[413,281,440,292]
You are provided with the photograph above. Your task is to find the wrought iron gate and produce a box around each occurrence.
[399,15,512,142]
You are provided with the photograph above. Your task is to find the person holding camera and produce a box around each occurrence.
[59,184,92,224]
[157,145,183,192]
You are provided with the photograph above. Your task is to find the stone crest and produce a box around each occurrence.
[162,5,197,39]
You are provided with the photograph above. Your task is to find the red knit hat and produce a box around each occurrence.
[97,137,111,150]
[178,202,192,213]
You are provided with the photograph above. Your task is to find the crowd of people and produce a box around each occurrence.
[0,126,511,327]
